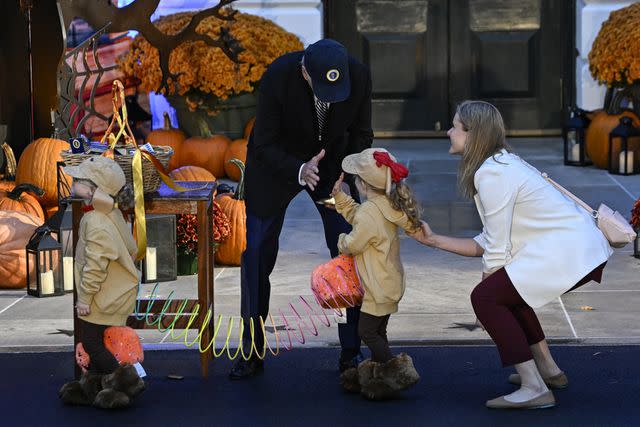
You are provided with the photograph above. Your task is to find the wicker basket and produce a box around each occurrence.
[60,146,173,193]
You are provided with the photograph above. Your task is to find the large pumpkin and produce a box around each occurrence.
[243,117,255,140]
[0,210,43,289]
[0,183,45,221]
[146,112,186,171]
[223,139,248,181]
[586,110,640,169]
[215,159,246,266]
[180,134,230,178]
[169,165,216,182]
[15,137,70,207]
[0,181,15,192]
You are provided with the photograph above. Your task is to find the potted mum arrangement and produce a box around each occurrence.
[585,2,640,169]
[176,201,231,275]
[118,10,303,139]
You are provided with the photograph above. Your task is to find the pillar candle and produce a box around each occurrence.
[63,257,74,291]
[619,150,635,174]
[145,247,157,282]
[40,270,54,295]
[570,143,580,162]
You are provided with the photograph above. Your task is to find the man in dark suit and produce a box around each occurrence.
[229,39,373,379]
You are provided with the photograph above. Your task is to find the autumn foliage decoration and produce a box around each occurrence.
[176,201,231,255]
[589,3,640,86]
[119,11,303,104]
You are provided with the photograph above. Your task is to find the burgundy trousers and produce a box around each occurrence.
[471,263,606,366]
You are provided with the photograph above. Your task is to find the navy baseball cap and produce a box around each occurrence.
[303,39,350,103]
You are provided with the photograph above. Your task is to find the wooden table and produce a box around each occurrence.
[72,181,217,378]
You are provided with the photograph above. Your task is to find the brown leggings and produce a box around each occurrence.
[358,312,393,363]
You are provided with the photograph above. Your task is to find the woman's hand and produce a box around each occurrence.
[408,220,436,246]
[331,173,345,197]
[76,302,91,317]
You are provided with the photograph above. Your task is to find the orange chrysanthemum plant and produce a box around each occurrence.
[118,10,303,114]
[589,3,640,87]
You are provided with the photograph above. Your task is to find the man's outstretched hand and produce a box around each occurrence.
[301,149,325,191]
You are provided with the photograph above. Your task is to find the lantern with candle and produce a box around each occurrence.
[609,117,640,175]
[564,107,592,166]
[26,225,64,297]
[45,201,75,293]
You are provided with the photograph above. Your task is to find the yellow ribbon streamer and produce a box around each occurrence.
[131,150,147,261]
[99,80,197,261]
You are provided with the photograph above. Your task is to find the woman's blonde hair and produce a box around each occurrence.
[455,100,512,199]
[356,176,422,232]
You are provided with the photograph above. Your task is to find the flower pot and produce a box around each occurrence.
[168,92,258,140]
[634,233,640,259]
[177,251,198,276]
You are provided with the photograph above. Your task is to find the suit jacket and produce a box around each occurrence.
[245,51,373,217]
[472,150,613,308]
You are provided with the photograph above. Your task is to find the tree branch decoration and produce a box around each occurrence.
[57,24,118,140]
[58,0,243,95]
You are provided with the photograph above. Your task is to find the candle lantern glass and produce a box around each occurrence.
[609,117,640,175]
[26,226,64,298]
[46,202,75,293]
[564,108,591,166]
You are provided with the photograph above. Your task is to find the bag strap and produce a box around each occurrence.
[541,173,598,218]
[515,155,598,219]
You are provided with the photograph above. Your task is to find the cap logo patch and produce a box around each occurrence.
[326,69,340,82]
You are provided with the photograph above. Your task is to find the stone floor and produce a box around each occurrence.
[1,138,639,353]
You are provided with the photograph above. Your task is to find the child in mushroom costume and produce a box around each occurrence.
[58,156,145,409]
[331,148,421,400]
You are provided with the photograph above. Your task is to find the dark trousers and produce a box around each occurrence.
[79,319,119,374]
[471,263,607,366]
[358,312,392,363]
[240,196,361,356]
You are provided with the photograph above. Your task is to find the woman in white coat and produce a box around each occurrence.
[411,101,612,409]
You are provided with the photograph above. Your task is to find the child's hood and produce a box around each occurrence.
[367,195,413,232]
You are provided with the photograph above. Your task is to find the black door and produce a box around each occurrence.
[325,0,573,136]
[325,0,449,136]
[449,0,572,135]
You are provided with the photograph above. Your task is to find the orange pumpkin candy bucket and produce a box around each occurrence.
[75,326,144,372]
[311,255,364,309]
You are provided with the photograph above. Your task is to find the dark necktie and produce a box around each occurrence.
[315,98,329,141]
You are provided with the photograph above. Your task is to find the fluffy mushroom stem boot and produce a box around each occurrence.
[59,371,103,406]
[93,364,146,409]
[340,367,360,393]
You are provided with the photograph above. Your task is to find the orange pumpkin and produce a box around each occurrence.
[215,159,246,266]
[243,117,255,139]
[223,139,248,181]
[169,165,216,182]
[0,181,15,192]
[0,210,43,289]
[586,110,640,169]
[15,137,70,207]
[0,183,45,221]
[45,205,60,220]
[180,134,230,178]
[146,112,186,171]
[311,255,364,309]
[75,326,144,372]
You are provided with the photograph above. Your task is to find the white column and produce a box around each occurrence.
[576,0,635,110]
